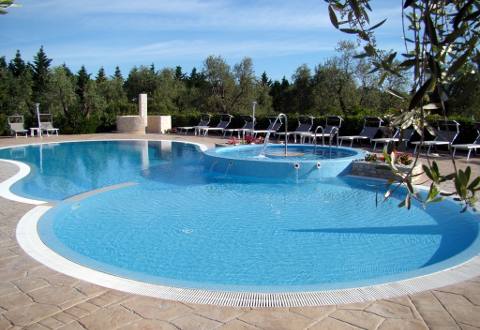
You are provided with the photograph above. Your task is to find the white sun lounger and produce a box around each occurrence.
[411,120,460,155]
[371,127,415,151]
[7,115,28,138]
[38,113,59,136]
[224,115,256,138]
[275,115,314,143]
[338,117,383,147]
[452,123,480,161]
[252,117,283,137]
[177,114,211,135]
[305,115,343,145]
[198,114,233,136]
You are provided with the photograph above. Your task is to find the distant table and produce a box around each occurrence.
[30,127,41,137]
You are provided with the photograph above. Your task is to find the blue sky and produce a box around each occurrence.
[0,0,403,80]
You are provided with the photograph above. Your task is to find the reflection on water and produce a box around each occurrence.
[0,141,203,200]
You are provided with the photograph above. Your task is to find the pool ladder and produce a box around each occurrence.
[313,126,339,155]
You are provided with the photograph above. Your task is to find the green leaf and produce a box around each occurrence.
[328,5,339,29]
[468,176,480,190]
[340,28,360,34]
[368,18,387,31]
[425,12,438,46]
[408,78,434,110]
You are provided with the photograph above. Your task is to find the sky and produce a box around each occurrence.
[0,0,404,80]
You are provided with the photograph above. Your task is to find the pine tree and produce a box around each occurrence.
[76,65,90,104]
[175,66,185,81]
[8,50,27,77]
[30,46,52,105]
[113,66,123,81]
[96,67,107,83]
[260,71,271,87]
[61,63,74,77]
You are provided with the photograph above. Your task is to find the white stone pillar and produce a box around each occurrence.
[138,93,148,127]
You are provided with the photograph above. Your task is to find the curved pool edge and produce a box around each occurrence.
[0,138,209,205]
[2,139,480,307]
[204,144,366,179]
[15,201,480,307]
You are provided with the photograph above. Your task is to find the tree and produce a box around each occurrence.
[7,50,32,115]
[96,67,107,83]
[47,66,77,117]
[124,66,159,100]
[30,46,52,112]
[113,66,123,81]
[0,0,18,14]
[8,50,27,77]
[291,64,314,114]
[327,0,480,211]
[202,55,236,113]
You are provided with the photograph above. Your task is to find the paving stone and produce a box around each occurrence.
[0,291,33,310]
[410,291,459,329]
[331,309,384,329]
[459,324,480,330]
[3,303,61,327]
[13,277,50,293]
[121,297,193,321]
[52,311,77,325]
[239,309,313,330]
[434,291,480,327]
[171,313,223,330]
[218,319,260,329]
[377,318,428,330]
[119,319,182,330]
[365,300,415,319]
[436,282,480,306]
[28,286,86,309]
[308,316,361,330]
[76,301,100,314]
[23,323,49,330]
[0,282,19,297]
[38,316,65,329]
[0,315,13,329]
[289,306,336,320]
[64,306,90,319]
[57,321,87,330]
[342,301,372,311]
[193,304,245,322]
[89,291,129,307]
[72,282,106,298]
[78,305,141,330]
[0,249,17,260]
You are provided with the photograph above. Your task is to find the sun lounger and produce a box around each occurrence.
[7,115,28,138]
[338,117,383,147]
[371,127,415,151]
[306,115,343,145]
[39,113,59,136]
[275,115,314,143]
[252,117,283,137]
[224,115,256,138]
[452,122,480,161]
[411,120,460,155]
[198,114,233,136]
[177,114,211,135]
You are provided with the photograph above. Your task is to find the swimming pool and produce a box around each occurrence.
[2,140,480,306]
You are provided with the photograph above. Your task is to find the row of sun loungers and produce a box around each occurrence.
[7,114,59,138]
[177,114,480,161]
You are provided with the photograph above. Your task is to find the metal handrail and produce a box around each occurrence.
[261,113,288,157]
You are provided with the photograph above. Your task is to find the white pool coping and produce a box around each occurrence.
[1,138,480,307]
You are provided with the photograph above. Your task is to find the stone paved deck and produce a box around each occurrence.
[0,133,479,329]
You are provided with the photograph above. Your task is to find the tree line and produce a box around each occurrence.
[1,41,479,135]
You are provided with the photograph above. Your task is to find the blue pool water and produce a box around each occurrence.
[1,140,479,292]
